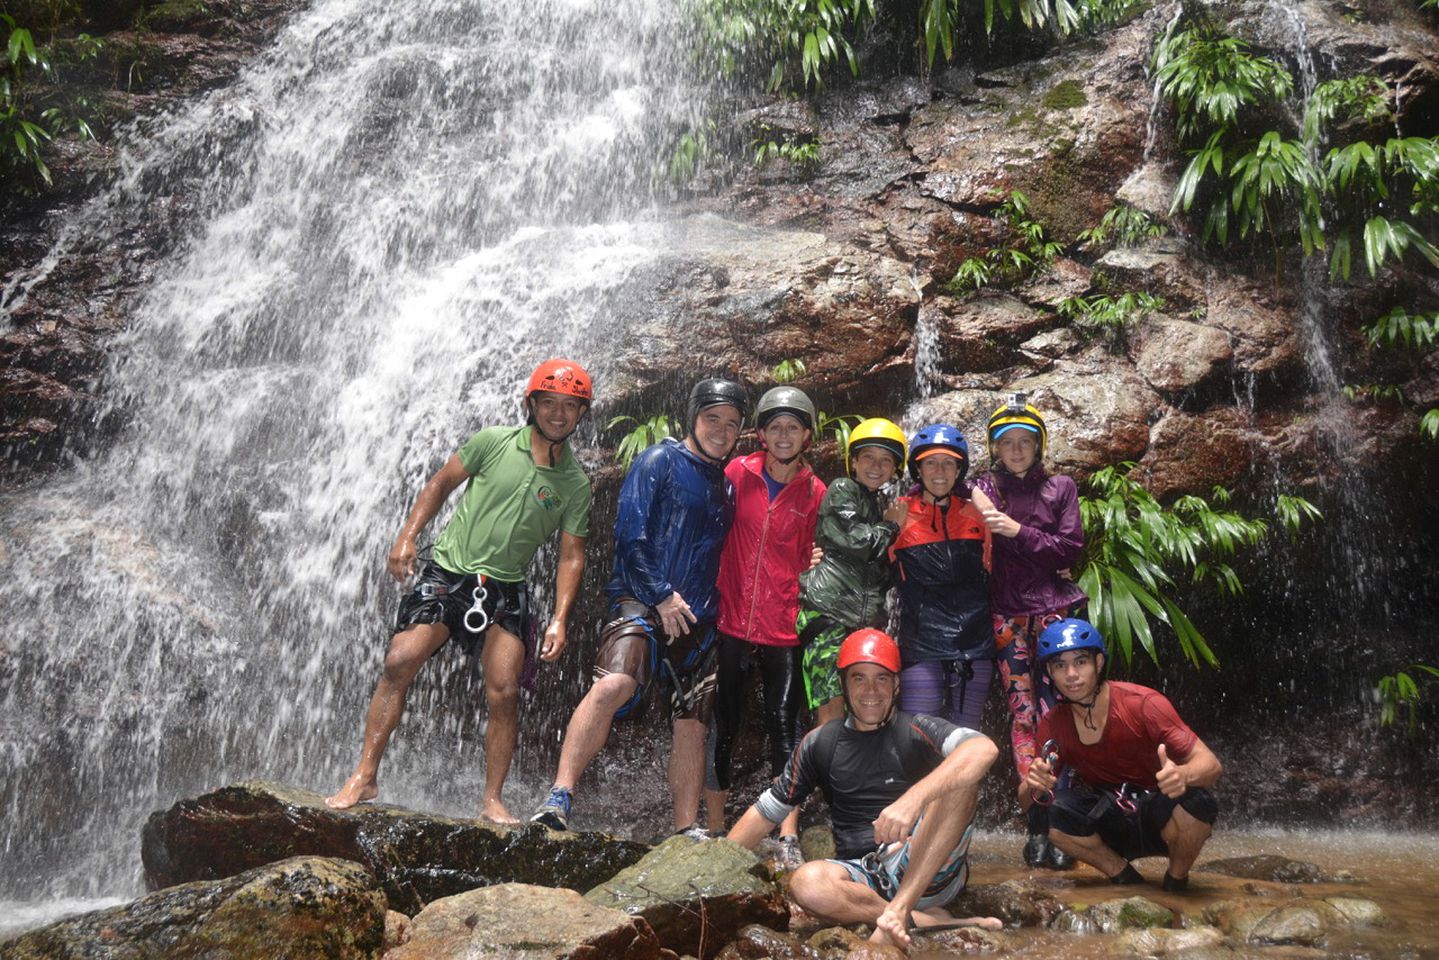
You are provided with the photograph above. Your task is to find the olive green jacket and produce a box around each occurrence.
[797,477,898,630]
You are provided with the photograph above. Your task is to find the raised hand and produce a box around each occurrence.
[1155,743,1188,798]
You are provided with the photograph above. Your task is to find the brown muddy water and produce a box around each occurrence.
[917,829,1439,958]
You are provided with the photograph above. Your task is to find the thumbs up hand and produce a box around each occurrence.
[1155,743,1187,798]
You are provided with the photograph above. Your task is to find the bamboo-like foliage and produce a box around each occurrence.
[1077,463,1320,669]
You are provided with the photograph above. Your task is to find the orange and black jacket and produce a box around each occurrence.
[888,492,992,664]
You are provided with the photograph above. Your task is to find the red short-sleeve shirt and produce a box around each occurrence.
[1038,681,1199,789]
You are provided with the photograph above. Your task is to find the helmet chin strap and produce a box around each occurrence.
[1064,680,1105,731]
[690,424,736,465]
[528,400,577,466]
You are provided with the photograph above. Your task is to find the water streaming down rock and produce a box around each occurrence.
[0,0,710,907]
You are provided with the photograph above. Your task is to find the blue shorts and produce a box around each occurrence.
[830,823,974,909]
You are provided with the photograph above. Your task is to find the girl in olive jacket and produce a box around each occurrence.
[795,418,909,725]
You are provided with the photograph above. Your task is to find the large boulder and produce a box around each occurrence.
[141,780,649,914]
[1131,318,1234,396]
[0,856,384,959]
[607,216,921,415]
[905,17,1153,242]
[385,883,662,960]
[1136,406,1255,497]
[585,836,789,960]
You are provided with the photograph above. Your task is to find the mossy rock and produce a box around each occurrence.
[0,856,384,959]
[1042,79,1088,110]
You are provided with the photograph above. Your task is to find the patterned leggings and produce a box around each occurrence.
[994,611,1066,777]
[898,658,994,732]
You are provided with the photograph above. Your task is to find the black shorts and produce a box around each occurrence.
[394,562,529,658]
[1048,784,1219,862]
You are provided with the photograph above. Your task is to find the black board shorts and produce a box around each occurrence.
[395,561,528,657]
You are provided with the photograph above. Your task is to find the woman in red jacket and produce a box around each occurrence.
[710,386,826,855]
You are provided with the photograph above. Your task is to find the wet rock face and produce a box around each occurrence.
[0,0,306,477]
[0,856,384,959]
[585,836,789,960]
[140,780,649,914]
[386,882,663,960]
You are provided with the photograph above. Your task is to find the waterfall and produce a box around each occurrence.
[0,0,707,910]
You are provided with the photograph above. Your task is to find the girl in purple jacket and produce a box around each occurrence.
[971,395,1086,870]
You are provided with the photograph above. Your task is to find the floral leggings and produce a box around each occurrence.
[994,611,1067,778]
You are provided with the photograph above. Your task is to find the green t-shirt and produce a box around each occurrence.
[431,425,591,582]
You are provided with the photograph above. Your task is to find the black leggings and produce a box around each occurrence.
[711,633,805,791]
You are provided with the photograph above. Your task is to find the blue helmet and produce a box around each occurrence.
[1037,618,1106,664]
[907,423,970,483]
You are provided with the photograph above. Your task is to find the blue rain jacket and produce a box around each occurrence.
[606,438,734,621]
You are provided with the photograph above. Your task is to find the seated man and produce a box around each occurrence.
[727,630,1001,951]
[1025,618,1222,891]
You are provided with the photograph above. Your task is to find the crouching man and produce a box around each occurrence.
[1025,618,1222,891]
[727,629,1001,951]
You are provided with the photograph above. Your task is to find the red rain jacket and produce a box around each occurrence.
[717,451,826,646]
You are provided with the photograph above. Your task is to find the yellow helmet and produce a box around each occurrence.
[845,418,907,474]
[987,394,1047,460]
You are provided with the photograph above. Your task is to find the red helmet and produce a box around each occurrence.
[526,359,593,403]
[836,629,901,674]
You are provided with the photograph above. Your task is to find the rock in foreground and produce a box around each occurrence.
[141,780,649,914]
[586,836,789,959]
[385,883,663,960]
[0,856,383,960]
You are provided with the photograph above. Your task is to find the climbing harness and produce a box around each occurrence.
[463,576,490,634]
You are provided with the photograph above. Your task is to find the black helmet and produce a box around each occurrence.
[755,386,817,431]
[687,378,747,432]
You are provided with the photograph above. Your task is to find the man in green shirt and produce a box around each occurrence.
[326,359,593,823]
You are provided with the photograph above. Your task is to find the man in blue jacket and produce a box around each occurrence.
[531,379,746,834]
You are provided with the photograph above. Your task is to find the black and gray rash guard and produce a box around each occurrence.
[754,710,981,860]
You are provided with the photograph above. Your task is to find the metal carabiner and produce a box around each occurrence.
[1114,782,1139,814]
[462,579,490,635]
[1032,738,1061,807]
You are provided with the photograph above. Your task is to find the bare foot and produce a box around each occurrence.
[325,775,378,810]
[944,916,1003,931]
[870,906,912,951]
[481,797,520,825]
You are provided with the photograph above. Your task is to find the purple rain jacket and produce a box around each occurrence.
[973,466,1087,617]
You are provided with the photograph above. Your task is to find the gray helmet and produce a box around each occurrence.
[687,378,747,432]
[755,386,816,431]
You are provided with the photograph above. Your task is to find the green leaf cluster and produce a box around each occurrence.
[2,11,101,193]
[693,0,876,91]
[1357,308,1439,439]
[1076,462,1320,669]
[1157,19,1439,284]
[607,414,679,468]
[770,358,807,383]
[1058,291,1163,348]
[817,410,863,448]
[944,190,1061,293]
[1377,663,1439,729]
[752,128,821,168]
[1076,204,1167,249]
[694,0,1141,92]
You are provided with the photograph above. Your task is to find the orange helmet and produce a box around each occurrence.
[526,359,593,404]
[837,629,901,674]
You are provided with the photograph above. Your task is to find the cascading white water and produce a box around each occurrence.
[0,0,709,915]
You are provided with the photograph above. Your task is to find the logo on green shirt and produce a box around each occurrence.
[535,485,561,511]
